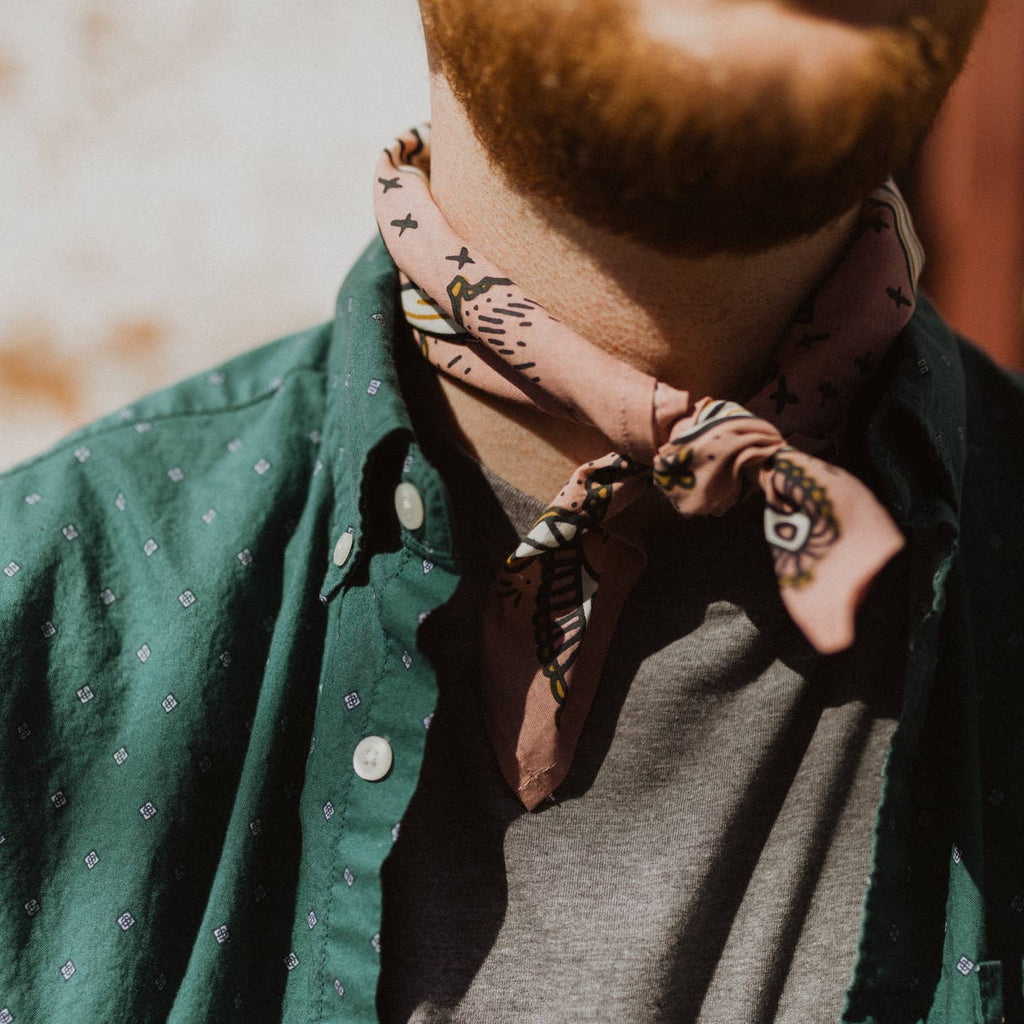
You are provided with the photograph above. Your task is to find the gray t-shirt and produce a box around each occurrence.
[378,439,905,1024]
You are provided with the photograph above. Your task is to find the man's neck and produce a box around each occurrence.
[425,76,860,501]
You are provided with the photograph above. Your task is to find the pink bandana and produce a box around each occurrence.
[375,125,921,809]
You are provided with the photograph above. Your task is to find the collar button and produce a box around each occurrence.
[394,482,425,531]
[332,530,355,567]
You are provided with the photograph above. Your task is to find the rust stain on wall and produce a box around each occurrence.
[0,328,83,416]
[105,319,167,359]
[82,8,115,49]
[0,52,20,96]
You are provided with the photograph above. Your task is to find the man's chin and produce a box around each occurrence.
[421,0,986,255]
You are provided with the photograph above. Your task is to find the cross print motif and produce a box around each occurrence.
[869,211,890,233]
[445,247,474,270]
[854,352,874,376]
[768,374,799,415]
[791,295,817,325]
[886,285,912,309]
[378,176,401,193]
[390,214,418,236]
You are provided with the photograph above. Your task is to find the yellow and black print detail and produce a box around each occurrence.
[504,455,639,573]
[446,275,514,327]
[531,544,599,729]
[652,446,696,492]
[764,455,841,589]
[400,283,465,338]
[499,456,643,726]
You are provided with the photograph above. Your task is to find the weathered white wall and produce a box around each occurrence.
[0,0,430,470]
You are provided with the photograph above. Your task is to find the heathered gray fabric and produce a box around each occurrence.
[378,437,904,1024]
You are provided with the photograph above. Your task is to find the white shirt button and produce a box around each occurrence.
[332,530,354,567]
[394,482,424,531]
[353,736,393,782]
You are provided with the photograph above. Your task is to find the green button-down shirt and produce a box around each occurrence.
[1,238,1022,1024]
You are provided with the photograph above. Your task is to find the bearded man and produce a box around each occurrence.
[0,1,1021,1023]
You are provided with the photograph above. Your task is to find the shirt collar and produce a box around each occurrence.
[319,237,456,601]
[860,291,966,533]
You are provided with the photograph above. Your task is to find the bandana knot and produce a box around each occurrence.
[375,124,921,809]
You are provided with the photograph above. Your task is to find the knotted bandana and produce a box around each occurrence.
[375,125,921,810]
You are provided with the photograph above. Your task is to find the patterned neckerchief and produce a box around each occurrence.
[374,125,922,809]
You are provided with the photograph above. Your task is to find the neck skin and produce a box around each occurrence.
[426,75,861,502]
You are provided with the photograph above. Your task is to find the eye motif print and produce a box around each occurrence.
[763,454,841,589]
